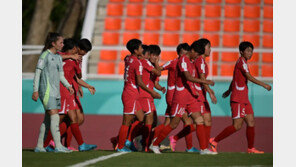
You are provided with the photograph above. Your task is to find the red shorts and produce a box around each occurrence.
[59,85,80,114]
[231,102,254,119]
[170,98,201,117]
[165,88,175,117]
[122,90,142,115]
[138,97,156,114]
[197,101,211,115]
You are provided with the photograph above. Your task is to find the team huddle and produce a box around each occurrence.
[32,32,271,154]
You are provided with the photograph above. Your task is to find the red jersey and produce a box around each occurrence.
[123,55,143,93]
[139,59,154,98]
[58,52,81,85]
[230,57,250,103]
[162,58,178,89]
[194,56,208,102]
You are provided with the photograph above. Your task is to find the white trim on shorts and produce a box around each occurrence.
[233,103,241,119]
[145,99,152,115]
[124,101,137,115]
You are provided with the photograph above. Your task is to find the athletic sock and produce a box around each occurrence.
[142,125,152,149]
[70,123,84,146]
[65,126,73,147]
[36,123,46,148]
[174,124,195,140]
[246,126,255,149]
[118,125,129,149]
[127,121,142,141]
[204,125,211,146]
[153,125,173,146]
[214,125,237,143]
[196,125,207,150]
[153,124,165,139]
[50,114,63,148]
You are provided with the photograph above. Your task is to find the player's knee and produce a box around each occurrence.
[194,116,204,125]
[78,118,84,126]
[234,123,243,130]
[247,120,255,127]
[204,119,212,126]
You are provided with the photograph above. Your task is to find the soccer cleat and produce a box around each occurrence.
[34,147,46,153]
[125,140,138,152]
[209,138,218,153]
[45,146,55,152]
[169,136,177,152]
[186,147,200,153]
[110,137,118,150]
[67,146,78,151]
[247,148,264,154]
[200,148,218,155]
[54,146,73,153]
[117,146,132,152]
[149,144,162,154]
[78,143,97,152]
[49,140,55,148]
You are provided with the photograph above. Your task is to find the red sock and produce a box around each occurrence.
[196,125,207,150]
[246,126,255,149]
[142,125,152,150]
[204,125,211,146]
[174,124,195,141]
[118,125,129,149]
[153,125,173,146]
[70,123,84,146]
[44,122,67,147]
[214,125,237,143]
[65,126,73,147]
[127,121,143,141]
[153,124,165,139]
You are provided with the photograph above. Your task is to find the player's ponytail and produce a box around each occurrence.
[42,32,62,53]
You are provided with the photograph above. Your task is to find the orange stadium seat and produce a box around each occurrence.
[161,70,168,76]
[182,33,200,45]
[244,5,260,18]
[102,32,119,45]
[163,33,179,46]
[148,0,163,2]
[263,34,273,48]
[264,0,273,5]
[161,51,178,61]
[205,5,221,17]
[164,19,181,31]
[109,0,124,2]
[262,53,273,63]
[184,19,200,31]
[243,20,260,32]
[248,53,259,63]
[123,32,140,45]
[223,34,239,47]
[168,0,183,3]
[187,0,203,3]
[248,64,259,76]
[210,63,218,76]
[224,5,241,18]
[97,62,115,74]
[100,50,117,61]
[204,19,220,32]
[207,52,219,61]
[143,33,159,45]
[166,5,182,17]
[104,18,121,30]
[263,20,273,33]
[261,64,273,77]
[242,34,260,47]
[264,6,273,19]
[144,18,161,31]
[129,0,144,2]
[245,0,261,4]
[225,0,241,3]
[203,34,219,47]
[124,18,141,30]
[120,50,130,60]
[146,4,162,17]
[107,4,123,16]
[118,62,125,75]
[224,19,240,32]
[185,5,202,17]
[220,64,235,76]
[206,0,221,3]
[221,52,239,62]
[127,4,143,16]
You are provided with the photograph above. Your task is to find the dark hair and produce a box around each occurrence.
[147,45,161,56]
[142,44,149,55]
[190,38,211,55]
[62,38,78,52]
[42,32,62,52]
[126,39,142,54]
[239,41,254,52]
[176,43,190,55]
[78,38,92,52]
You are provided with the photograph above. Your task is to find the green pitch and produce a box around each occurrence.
[22,149,272,167]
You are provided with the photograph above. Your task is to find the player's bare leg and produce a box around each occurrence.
[76,109,84,126]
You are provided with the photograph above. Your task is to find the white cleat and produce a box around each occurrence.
[200,149,218,155]
[149,144,162,154]
[34,147,46,153]
[54,146,73,153]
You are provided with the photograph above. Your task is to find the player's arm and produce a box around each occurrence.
[245,72,271,91]
[150,57,161,76]
[200,73,217,104]
[136,75,161,99]
[32,68,41,101]
[76,76,96,95]
[222,81,233,98]
[154,80,166,94]
[60,54,82,61]
[183,71,215,86]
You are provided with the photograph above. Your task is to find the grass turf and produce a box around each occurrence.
[22,149,272,167]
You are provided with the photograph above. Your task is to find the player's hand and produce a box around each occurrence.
[32,92,39,102]
[264,84,272,91]
[152,91,161,99]
[209,92,217,104]
[155,56,160,63]
[161,87,166,94]
[207,80,215,86]
[88,86,96,95]
[72,54,82,61]
[192,90,199,97]
[68,87,74,95]
[222,90,231,98]
[79,86,84,97]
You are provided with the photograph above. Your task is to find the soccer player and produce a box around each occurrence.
[209,41,272,153]
[32,32,74,153]
[149,42,216,154]
[117,39,161,152]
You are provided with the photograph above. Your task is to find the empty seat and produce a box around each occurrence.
[118,62,125,75]
[209,52,219,61]
[143,33,159,44]
[102,32,119,45]
[161,70,168,76]
[224,5,241,18]
[166,5,182,17]
[248,64,259,76]
[104,18,121,30]
[263,34,273,48]
[262,53,273,63]
[184,19,200,31]
[220,64,235,76]
[164,18,181,31]
[168,0,182,2]
[204,19,220,32]
[221,52,239,62]
[264,0,273,5]
[203,34,219,47]
[97,62,115,74]
[161,51,178,61]
[243,20,260,32]
[224,19,240,32]
[185,4,202,17]
[124,18,141,30]
[109,0,124,2]
[263,20,273,33]
[264,6,273,18]
[206,0,221,3]
[123,32,140,45]
[100,50,117,61]
[120,50,130,60]
[144,18,161,31]
[242,34,260,47]
[261,64,273,77]
[146,4,162,17]
[182,33,200,45]
[205,5,221,17]
[223,34,239,47]
[248,53,259,62]
[163,33,179,46]
[107,3,123,16]
[129,0,144,2]
[187,0,203,2]
[245,0,261,4]
[127,4,143,16]
[244,5,260,18]
[209,63,218,76]
[148,0,163,2]
[225,0,241,3]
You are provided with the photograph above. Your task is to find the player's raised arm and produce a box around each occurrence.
[245,73,271,91]
[136,75,161,99]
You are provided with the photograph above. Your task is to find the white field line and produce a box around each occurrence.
[67,152,129,167]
